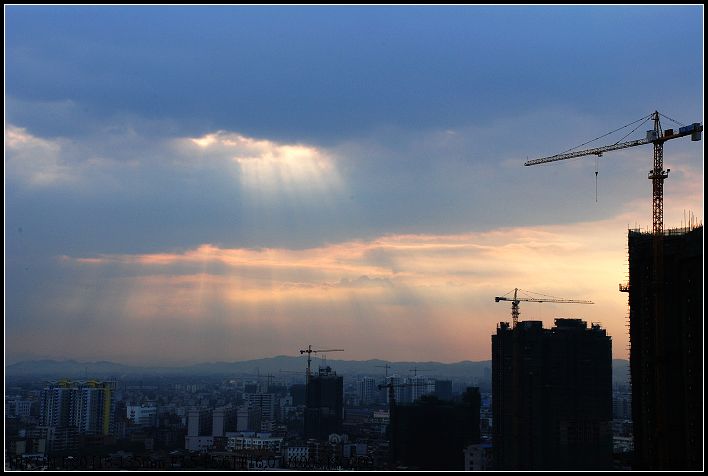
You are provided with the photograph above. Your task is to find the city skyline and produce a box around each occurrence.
[5,6,704,365]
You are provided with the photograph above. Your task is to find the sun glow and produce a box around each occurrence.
[181,131,343,197]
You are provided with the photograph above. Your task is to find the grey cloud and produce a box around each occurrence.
[7,7,702,145]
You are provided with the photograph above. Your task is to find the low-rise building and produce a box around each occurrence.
[127,403,157,427]
[184,435,214,452]
[226,432,283,454]
[464,443,492,470]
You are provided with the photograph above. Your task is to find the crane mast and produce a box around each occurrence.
[650,111,667,236]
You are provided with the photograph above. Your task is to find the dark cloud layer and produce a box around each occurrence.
[7,6,702,144]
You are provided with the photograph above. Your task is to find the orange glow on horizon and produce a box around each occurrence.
[57,214,650,362]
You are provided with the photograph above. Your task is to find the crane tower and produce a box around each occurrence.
[524,111,702,236]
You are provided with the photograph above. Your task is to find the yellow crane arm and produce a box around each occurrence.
[494,296,593,304]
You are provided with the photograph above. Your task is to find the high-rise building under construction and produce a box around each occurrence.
[625,225,702,470]
[492,318,613,470]
[304,365,343,440]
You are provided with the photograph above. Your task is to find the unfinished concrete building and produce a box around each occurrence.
[625,225,702,470]
[492,318,613,470]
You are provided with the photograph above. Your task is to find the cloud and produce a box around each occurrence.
[5,123,146,192]
[7,7,702,146]
[5,124,358,255]
[5,125,76,186]
[174,131,343,197]
[7,101,703,257]
[24,213,644,364]
[5,6,702,367]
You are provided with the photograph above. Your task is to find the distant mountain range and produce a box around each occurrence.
[5,357,631,386]
[5,357,489,379]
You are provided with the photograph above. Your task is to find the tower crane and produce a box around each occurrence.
[494,288,593,329]
[299,345,344,384]
[300,346,343,411]
[524,111,702,237]
[376,363,392,377]
[523,112,703,302]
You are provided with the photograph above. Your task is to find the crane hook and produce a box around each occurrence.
[595,156,599,203]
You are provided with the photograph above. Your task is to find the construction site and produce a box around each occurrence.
[490,111,705,470]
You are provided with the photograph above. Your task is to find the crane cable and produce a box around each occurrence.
[561,114,653,203]
[613,116,652,145]
[560,113,653,155]
[557,111,685,157]
[516,288,568,301]
[597,111,688,201]
[598,115,655,203]
[658,112,686,128]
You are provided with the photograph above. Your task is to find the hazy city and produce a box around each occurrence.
[5,5,703,471]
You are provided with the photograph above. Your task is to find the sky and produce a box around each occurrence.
[5,5,704,366]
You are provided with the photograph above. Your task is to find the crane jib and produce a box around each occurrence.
[525,123,702,167]
[524,139,649,166]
